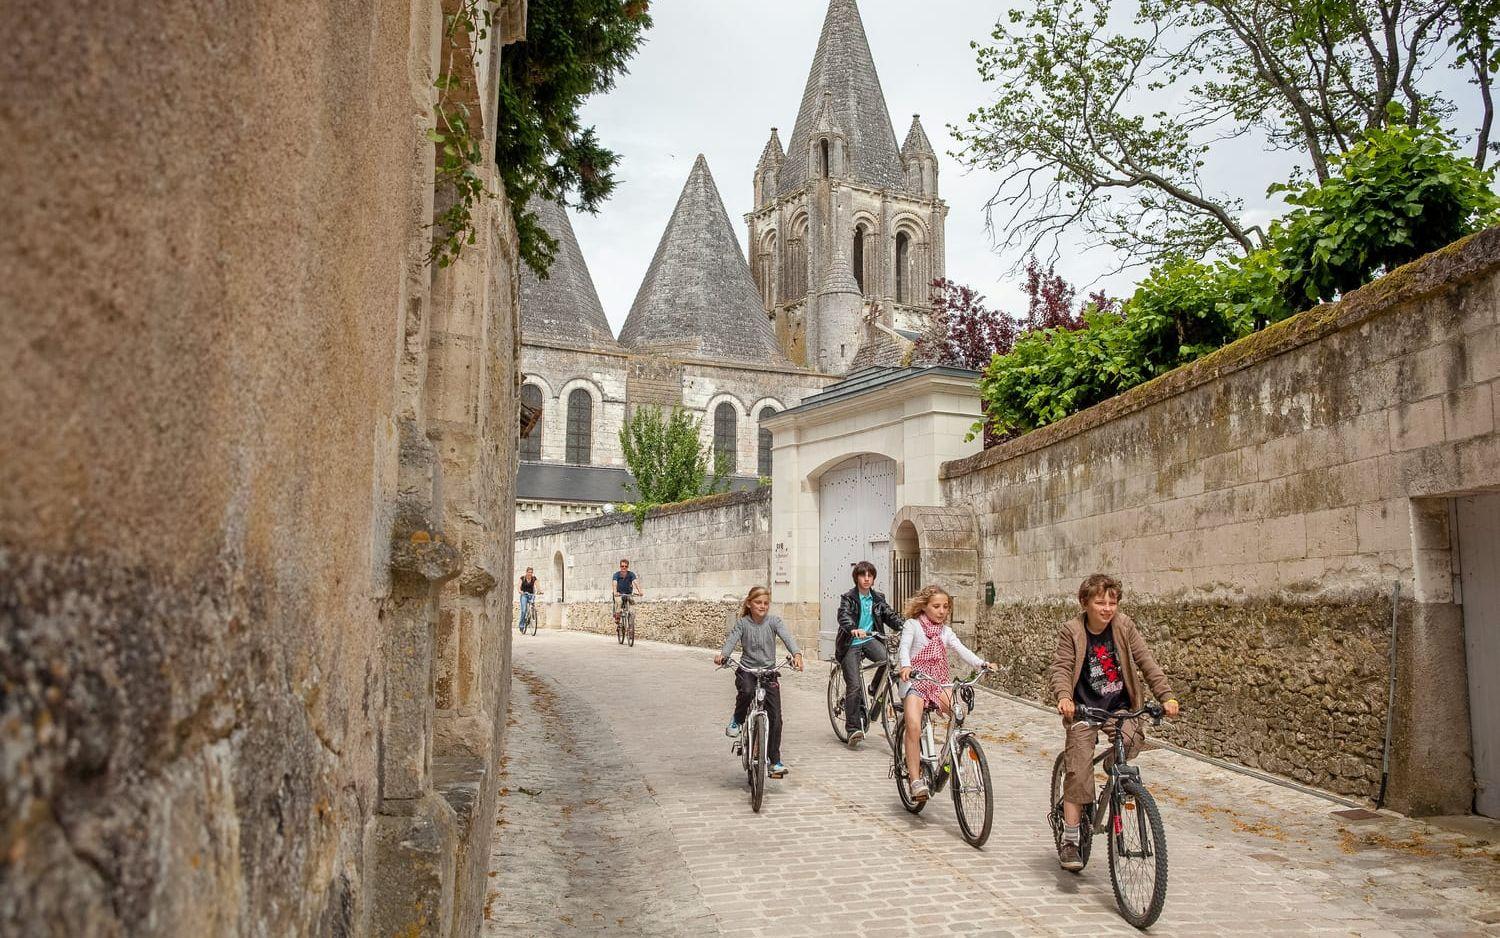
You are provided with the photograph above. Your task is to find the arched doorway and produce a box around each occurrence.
[817,454,897,659]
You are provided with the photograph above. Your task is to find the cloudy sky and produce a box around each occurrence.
[568,0,1483,331]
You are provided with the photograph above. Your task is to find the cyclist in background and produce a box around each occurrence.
[518,566,538,633]
[610,558,641,624]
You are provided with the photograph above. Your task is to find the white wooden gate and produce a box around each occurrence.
[1457,493,1500,818]
[818,454,897,659]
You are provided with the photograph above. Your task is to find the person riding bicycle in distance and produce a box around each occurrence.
[835,560,904,748]
[714,586,804,778]
[610,558,641,624]
[518,566,539,633]
[1051,573,1179,872]
[897,585,995,802]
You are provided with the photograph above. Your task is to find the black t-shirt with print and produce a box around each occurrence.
[1074,623,1127,714]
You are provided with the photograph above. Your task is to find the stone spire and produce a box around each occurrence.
[778,0,904,195]
[756,127,785,169]
[901,114,939,197]
[754,128,785,208]
[517,198,620,350]
[620,156,788,364]
[901,114,935,159]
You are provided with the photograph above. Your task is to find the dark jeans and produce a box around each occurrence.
[840,640,889,732]
[733,669,784,763]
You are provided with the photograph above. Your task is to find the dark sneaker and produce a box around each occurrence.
[848,728,865,748]
[1058,841,1084,872]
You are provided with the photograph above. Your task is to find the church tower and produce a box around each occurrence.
[747,0,948,373]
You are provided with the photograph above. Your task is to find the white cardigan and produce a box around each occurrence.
[897,617,984,687]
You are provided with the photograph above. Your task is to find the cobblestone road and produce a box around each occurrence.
[484,632,1500,937]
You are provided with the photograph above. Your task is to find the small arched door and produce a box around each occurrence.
[817,454,897,659]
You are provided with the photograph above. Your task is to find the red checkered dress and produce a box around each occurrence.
[910,615,950,707]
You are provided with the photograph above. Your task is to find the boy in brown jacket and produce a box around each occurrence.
[1050,574,1179,871]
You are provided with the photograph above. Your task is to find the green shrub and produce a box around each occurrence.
[977,120,1498,437]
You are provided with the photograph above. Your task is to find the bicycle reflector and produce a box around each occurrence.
[1113,814,1123,834]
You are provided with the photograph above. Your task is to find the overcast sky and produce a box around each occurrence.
[569,0,1484,331]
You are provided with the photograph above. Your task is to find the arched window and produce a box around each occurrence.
[565,388,592,465]
[853,224,867,293]
[757,406,779,477]
[820,139,831,177]
[714,402,738,475]
[786,216,809,303]
[895,232,911,303]
[519,384,543,461]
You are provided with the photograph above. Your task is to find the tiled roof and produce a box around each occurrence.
[901,114,935,158]
[619,156,787,364]
[518,199,620,350]
[778,0,905,195]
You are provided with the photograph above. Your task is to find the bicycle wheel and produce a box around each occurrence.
[1108,779,1168,929]
[893,713,928,815]
[1049,752,1092,870]
[525,605,537,635]
[952,735,993,847]
[749,713,768,813]
[626,610,635,647]
[615,608,624,644]
[826,666,851,743]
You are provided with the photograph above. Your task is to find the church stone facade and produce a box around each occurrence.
[517,0,946,530]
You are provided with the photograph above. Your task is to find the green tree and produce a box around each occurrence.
[956,0,1498,269]
[497,0,653,276]
[618,406,727,525]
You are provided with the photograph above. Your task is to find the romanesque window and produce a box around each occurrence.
[757,406,778,477]
[853,224,867,294]
[565,388,592,465]
[519,384,543,461]
[786,218,809,304]
[821,139,831,178]
[714,402,737,475]
[895,232,910,303]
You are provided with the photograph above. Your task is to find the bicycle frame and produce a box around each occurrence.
[908,670,985,793]
[1077,706,1161,849]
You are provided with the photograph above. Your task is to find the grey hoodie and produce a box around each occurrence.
[720,614,800,669]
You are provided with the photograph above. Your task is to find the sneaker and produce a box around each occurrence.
[1058,841,1084,872]
[909,779,929,801]
[768,763,788,778]
[725,720,741,738]
[847,728,865,748]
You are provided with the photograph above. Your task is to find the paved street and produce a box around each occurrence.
[484,632,1500,937]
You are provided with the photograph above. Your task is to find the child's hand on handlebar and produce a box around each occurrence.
[1163,699,1180,718]
[1058,697,1076,720]
[713,653,725,666]
[792,653,804,672]
[899,666,911,683]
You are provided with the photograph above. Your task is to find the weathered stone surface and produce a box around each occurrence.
[1,0,524,933]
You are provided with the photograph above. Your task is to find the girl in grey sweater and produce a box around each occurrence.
[714,586,805,777]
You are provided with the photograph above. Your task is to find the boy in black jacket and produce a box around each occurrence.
[835,561,905,747]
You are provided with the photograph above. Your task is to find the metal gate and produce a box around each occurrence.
[817,454,897,660]
[890,553,921,617]
[1457,493,1500,818]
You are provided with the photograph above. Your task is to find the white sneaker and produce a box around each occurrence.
[848,729,865,748]
[910,779,930,801]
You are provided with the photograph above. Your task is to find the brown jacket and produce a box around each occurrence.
[1048,612,1175,710]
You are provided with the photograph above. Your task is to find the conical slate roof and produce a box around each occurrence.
[518,199,619,350]
[619,156,787,364]
[902,114,935,158]
[757,127,785,168]
[778,0,905,195]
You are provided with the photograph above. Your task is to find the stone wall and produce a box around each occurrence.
[941,228,1500,812]
[521,341,630,467]
[513,491,773,645]
[1,2,524,935]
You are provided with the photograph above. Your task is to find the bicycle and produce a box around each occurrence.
[889,668,995,848]
[1047,702,1170,929]
[614,594,637,647]
[826,631,902,751]
[519,594,540,635]
[720,656,793,813]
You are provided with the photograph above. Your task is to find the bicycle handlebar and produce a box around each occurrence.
[718,655,798,674]
[907,666,995,688]
[1076,702,1166,726]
